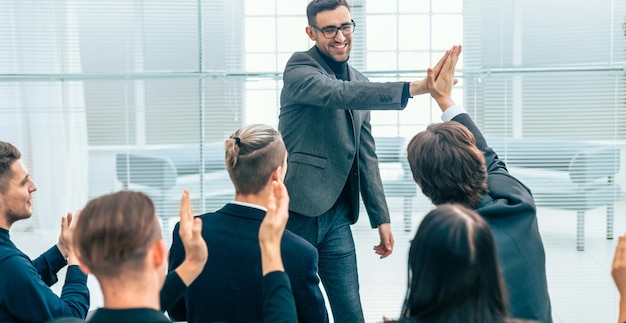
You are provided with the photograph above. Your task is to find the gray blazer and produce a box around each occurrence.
[279,46,407,227]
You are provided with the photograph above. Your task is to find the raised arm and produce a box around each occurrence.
[1,213,89,321]
[259,180,298,323]
[612,235,626,323]
[161,189,207,312]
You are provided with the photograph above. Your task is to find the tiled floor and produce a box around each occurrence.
[11,195,624,323]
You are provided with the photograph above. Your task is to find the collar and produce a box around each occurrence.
[0,228,8,239]
[314,46,349,79]
[216,203,268,222]
[229,200,267,212]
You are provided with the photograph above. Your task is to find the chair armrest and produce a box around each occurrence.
[569,146,621,184]
[116,153,178,190]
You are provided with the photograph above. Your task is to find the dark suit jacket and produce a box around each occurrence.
[279,46,409,227]
[167,203,328,323]
[453,113,552,323]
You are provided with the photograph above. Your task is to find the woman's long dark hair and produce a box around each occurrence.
[400,204,508,323]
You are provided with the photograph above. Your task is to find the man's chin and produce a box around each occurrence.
[331,54,350,63]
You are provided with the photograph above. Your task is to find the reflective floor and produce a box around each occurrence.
[13,194,624,323]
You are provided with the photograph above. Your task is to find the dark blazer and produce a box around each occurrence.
[453,113,552,323]
[167,203,328,323]
[279,46,408,226]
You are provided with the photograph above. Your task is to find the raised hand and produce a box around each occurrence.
[259,180,290,275]
[57,211,78,264]
[428,45,462,110]
[175,189,208,286]
[613,235,626,323]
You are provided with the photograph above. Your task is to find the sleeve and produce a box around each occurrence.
[159,271,187,312]
[359,112,391,227]
[166,222,188,322]
[32,245,68,287]
[288,245,329,323]
[262,271,297,323]
[281,52,406,111]
[451,113,535,210]
[1,255,89,322]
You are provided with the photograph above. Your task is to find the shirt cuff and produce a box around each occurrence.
[441,105,466,122]
[401,82,411,108]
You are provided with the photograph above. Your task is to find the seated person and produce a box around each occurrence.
[51,184,298,323]
[405,45,552,322]
[167,123,328,323]
[58,189,204,323]
[0,141,89,322]
[384,204,537,323]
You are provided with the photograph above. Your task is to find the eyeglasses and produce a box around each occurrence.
[311,20,356,39]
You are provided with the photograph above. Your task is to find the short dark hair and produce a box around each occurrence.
[73,191,161,278]
[407,121,488,208]
[306,0,350,26]
[225,124,286,195]
[0,141,21,193]
[403,204,508,322]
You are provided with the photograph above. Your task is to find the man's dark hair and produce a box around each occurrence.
[306,0,350,26]
[406,121,488,208]
[0,141,21,193]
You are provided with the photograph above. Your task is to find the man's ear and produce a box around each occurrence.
[305,26,316,41]
[78,262,92,275]
[150,240,167,269]
[270,167,280,182]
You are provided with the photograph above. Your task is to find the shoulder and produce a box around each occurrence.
[284,49,326,74]
[0,244,23,264]
[281,231,318,265]
[0,250,34,274]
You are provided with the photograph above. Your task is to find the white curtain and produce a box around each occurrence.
[0,0,88,232]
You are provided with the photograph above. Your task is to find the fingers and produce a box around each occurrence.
[66,212,73,226]
[179,189,194,233]
[192,218,202,236]
[442,45,460,77]
[273,180,290,218]
[179,189,192,220]
[613,235,626,271]
[61,213,69,231]
[431,49,451,80]
[259,181,289,244]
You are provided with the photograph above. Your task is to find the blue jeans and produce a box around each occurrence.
[287,199,365,323]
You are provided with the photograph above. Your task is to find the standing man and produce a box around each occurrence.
[279,0,457,321]
[0,141,89,322]
[406,47,553,322]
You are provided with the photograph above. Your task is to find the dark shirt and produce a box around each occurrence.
[49,308,171,323]
[88,308,171,323]
[0,228,89,322]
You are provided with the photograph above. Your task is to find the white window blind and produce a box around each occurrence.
[1,0,625,322]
